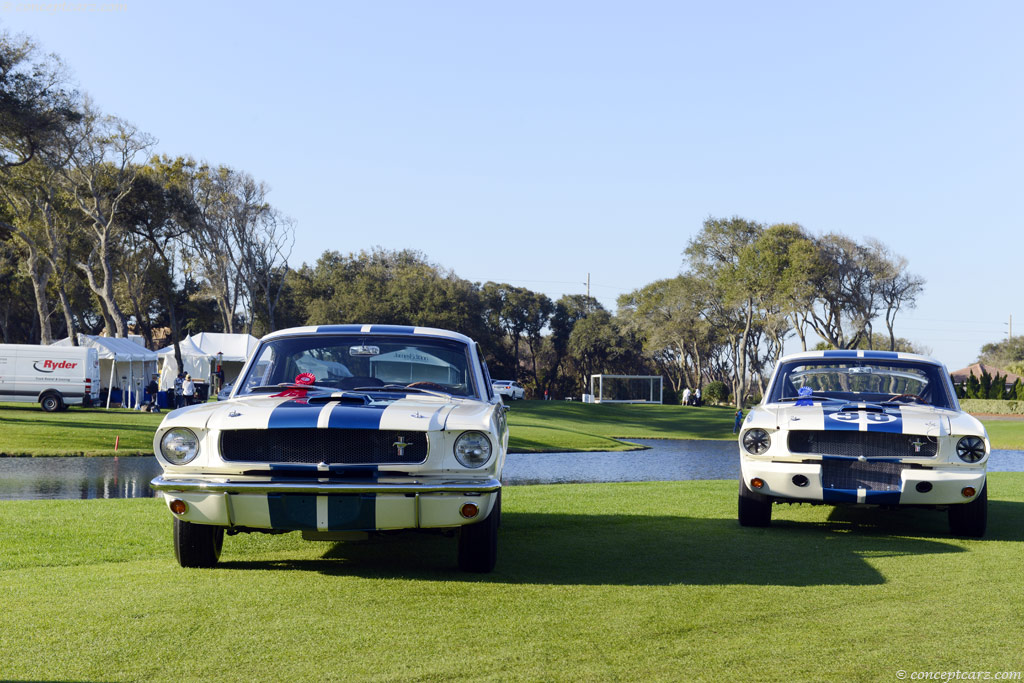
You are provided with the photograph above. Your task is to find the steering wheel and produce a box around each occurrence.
[884,393,925,404]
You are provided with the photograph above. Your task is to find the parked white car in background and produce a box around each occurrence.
[491,380,525,401]
[152,324,508,572]
[738,350,989,536]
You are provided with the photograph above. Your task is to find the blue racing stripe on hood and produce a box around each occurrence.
[327,403,387,429]
[268,399,321,428]
[822,405,905,433]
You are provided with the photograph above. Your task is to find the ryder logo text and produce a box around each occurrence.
[33,360,79,373]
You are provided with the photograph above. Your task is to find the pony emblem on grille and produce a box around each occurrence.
[393,436,408,457]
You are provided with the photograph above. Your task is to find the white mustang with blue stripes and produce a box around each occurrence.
[152,325,509,572]
[738,350,989,536]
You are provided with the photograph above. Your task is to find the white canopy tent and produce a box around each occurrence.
[156,337,216,391]
[156,333,259,391]
[369,348,461,385]
[52,334,158,409]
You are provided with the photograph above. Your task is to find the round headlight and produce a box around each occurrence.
[956,435,986,463]
[742,428,771,455]
[160,428,200,465]
[454,431,492,468]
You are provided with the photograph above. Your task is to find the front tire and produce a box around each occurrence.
[173,518,224,568]
[949,482,987,537]
[738,478,772,527]
[458,490,500,572]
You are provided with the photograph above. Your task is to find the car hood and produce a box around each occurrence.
[757,401,952,437]
[160,394,495,433]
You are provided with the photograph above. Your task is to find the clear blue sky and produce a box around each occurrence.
[3,1,1021,370]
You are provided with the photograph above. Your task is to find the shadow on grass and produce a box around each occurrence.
[217,505,995,586]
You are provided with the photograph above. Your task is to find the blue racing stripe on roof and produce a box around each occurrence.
[267,400,321,428]
[860,350,900,359]
[327,404,387,429]
[366,325,418,334]
[822,350,860,358]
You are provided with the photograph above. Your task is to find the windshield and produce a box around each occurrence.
[767,359,954,410]
[236,334,479,398]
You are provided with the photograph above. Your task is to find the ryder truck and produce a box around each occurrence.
[0,343,101,411]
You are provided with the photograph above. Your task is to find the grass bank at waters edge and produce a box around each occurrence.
[0,403,163,456]
[506,401,735,452]
[3,400,1024,456]
[3,475,1024,680]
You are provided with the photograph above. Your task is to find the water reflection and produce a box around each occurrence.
[0,456,161,501]
[1,441,1023,500]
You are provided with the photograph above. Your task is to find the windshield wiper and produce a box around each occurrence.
[778,393,841,403]
[353,384,453,399]
[248,383,337,393]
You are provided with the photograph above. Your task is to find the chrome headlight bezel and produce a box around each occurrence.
[955,435,987,464]
[453,431,493,468]
[160,427,200,465]
[741,428,771,455]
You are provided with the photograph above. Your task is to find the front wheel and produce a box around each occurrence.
[458,490,500,573]
[738,478,772,527]
[173,518,224,568]
[949,483,987,537]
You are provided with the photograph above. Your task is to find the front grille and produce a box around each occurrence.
[220,429,428,465]
[821,459,905,491]
[789,431,937,458]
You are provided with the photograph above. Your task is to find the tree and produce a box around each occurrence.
[62,104,155,337]
[0,31,80,171]
[866,238,925,352]
[617,274,712,395]
[685,216,764,407]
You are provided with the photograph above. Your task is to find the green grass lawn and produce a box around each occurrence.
[507,402,736,452]
[3,475,1024,680]
[0,402,164,456]
[2,400,1024,456]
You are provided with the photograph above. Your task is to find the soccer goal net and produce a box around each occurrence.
[589,375,663,404]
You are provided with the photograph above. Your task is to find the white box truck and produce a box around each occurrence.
[0,343,101,411]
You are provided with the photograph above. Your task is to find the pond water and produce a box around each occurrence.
[2,440,1024,500]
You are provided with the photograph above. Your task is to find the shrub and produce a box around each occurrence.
[703,381,729,405]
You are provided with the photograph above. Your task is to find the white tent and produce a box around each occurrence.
[52,334,158,408]
[156,332,259,391]
[369,348,461,384]
[156,337,216,391]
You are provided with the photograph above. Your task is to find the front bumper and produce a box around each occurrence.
[740,458,986,505]
[152,474,501,531]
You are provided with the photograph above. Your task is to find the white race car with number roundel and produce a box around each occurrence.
[738,350,989,536]
[152,325,508,572]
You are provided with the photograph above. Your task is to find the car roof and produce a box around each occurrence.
[776,349,945,367]
[261,324,475,345]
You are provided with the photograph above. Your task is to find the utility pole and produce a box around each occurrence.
[584,273,590,298]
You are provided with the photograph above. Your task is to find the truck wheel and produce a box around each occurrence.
[40,394,63,412]
[738,478,772,527]
[949,483,987,538]
[173,518,224,568]
[458,491,500,573]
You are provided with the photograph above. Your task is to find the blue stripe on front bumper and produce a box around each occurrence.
[267,493,377,530]
[822,489,901,504]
